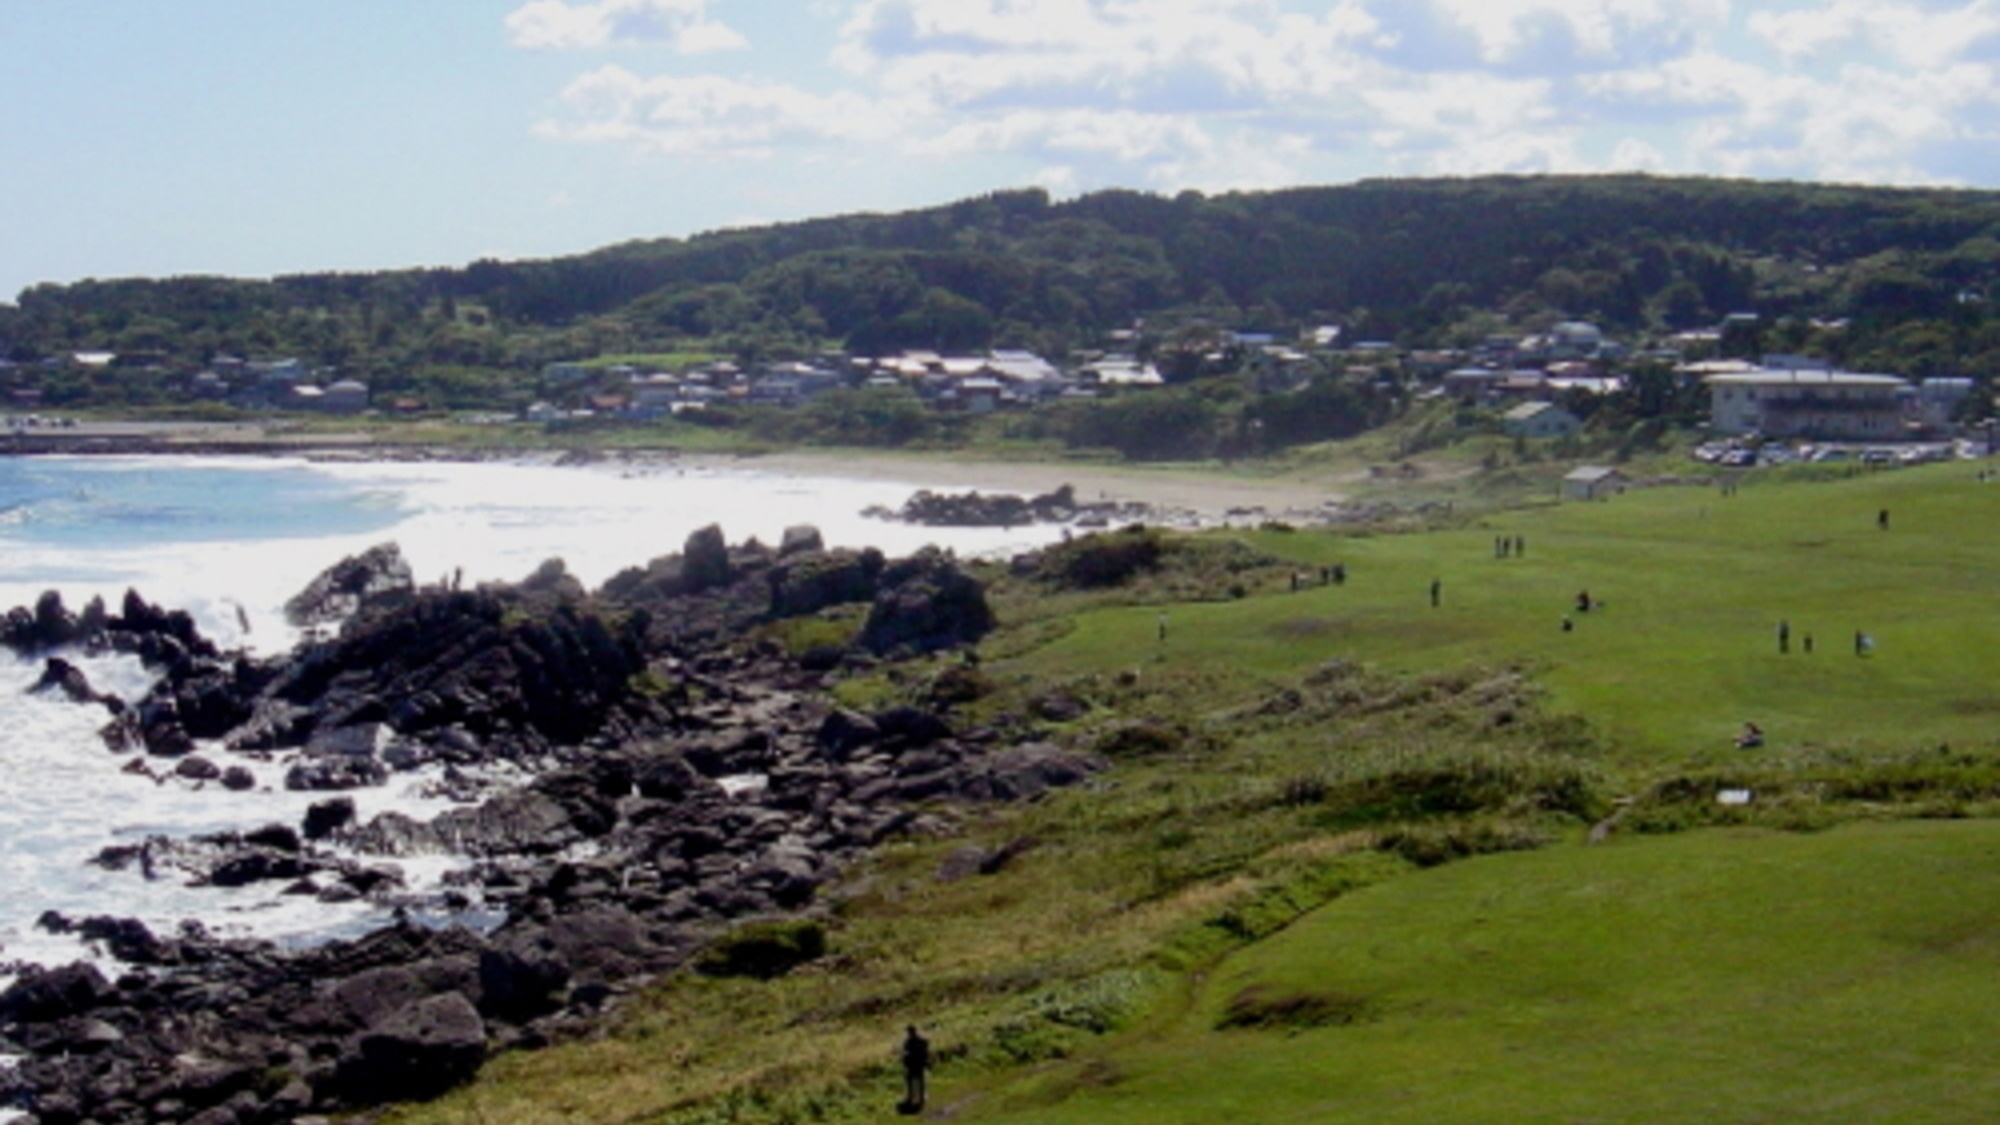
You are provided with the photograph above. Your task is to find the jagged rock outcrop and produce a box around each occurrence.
[284,542,415,627]
[858,547,996,656]
[0,531,1064,1124]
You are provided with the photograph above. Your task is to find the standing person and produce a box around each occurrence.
[1430,578,1441,608]
[1157,612,1169,645]
[1777,620,1790,655]
[1515,536,1525,558]
[1878,508,1890,531]
[901,1026,932,1113]
[1332,563,1346,586]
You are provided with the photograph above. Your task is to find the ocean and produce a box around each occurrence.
[0,454,1063,973]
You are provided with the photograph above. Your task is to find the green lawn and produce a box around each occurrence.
[965,818,2000,1125]
[1008,462,2000,760]
[393,461,2000,1125]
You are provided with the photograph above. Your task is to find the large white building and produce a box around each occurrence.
[1706,370,1909,440]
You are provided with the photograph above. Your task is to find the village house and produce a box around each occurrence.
[1078,356,1164,388]
[1563,465,1625,501]
[1503,401,1582,439]
[320,379,369,414]
[1706,369,1910,441]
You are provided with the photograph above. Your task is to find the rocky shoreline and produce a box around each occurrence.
[0,527,1102,1124]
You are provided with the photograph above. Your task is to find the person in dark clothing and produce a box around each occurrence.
[901,1026,932,1113]
[1430,578,1441,607]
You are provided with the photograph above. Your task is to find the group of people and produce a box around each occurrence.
[1774,619,1876,657]
[1288,563,1347,592]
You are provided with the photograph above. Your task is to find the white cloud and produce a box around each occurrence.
[1420,0,1729,65]
[1750,0,2000,69]
[536,65,899,157]
[505,0,748,53]
[522,0,2000,194]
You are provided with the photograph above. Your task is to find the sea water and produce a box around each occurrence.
[0,454,1063,973]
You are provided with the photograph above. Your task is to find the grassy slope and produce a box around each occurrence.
[392,459,2000,1125]
[1014,462,2000,760]
[968,819,2000,1125]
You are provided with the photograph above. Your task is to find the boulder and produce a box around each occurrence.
[30,657,107,707]
[960,743,1106,802]
[302,797,358,841]
[175,755,223,782]
[333,991,487,1104]
[284,542,415,627]
[0,963,112,1022]
[285,756,389,791]
[857,549,994,656]
[681,524,732,593]
[778,524,825,557]
[766,548,883,619]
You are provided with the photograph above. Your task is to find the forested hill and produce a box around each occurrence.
[4,174,1998,383]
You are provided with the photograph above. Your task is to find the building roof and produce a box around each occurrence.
[1503,402,1568,421]
[1564,465,1622,483]
[1704,370,1906,388]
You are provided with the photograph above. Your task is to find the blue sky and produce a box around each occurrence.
[4,0,1998,302]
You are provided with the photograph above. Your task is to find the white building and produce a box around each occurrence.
[1706,370,1909,441]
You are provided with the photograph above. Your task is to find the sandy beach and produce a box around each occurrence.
[5,419,1359,523]
[703,449,1354,523]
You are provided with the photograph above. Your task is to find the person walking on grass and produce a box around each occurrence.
[1778,619,1790,655]
[1430,578,1441,608]
[900,1025,932,1113]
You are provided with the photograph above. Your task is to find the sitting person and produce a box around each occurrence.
[1735,721,1765,749]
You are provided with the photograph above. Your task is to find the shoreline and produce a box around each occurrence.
[3,422,1355,524]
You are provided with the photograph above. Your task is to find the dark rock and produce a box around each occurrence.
[961,743,1106,802]
[681,524,732,594]
[285,542,414,627]
[285,756,388,791]
[303,797,357,841]
[1032,690,1091,722]
[815,709,880,760]
[30,657,107,707]
[779,524,825,556]
[175,755,223,782]
[766,548,883,619]
[207,849,310,888]
[889,484,1079,527]
[245,823,302,853]
[517,557,585,601]
[874,706,952,750]
[476,934,571,1024]
[306,722,390,759]
[333,991,486,1105]
[858,548,994,656]
[0,963,112,1022]
[219,766,256,791]
[630,750,717,803]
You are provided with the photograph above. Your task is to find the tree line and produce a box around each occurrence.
[2,174,1997,412]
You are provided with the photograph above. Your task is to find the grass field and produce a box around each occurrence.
[1006,461,2000,760]
[963,819,2000,1125]
[393,459,2000,1125]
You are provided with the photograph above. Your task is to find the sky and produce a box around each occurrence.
[3,0,1999,302]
